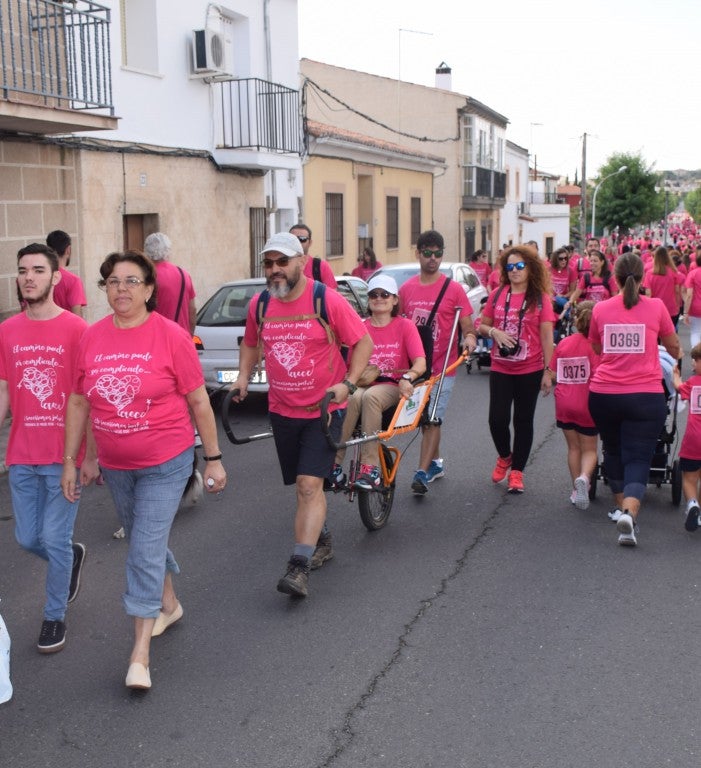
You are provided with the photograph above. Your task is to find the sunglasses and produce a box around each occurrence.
[421,249,444,259]
[261,255,300,268]
[296,236,309,243]
[557,256,568,261]
[506,261,527,272]
[368,290,393,299]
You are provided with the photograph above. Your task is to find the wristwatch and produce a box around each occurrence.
[400,373,414,382]
[342,378,357,394]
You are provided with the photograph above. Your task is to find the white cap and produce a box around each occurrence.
[367,274,398,295]
[260,232,304,257]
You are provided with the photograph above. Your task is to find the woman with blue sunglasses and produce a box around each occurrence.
[478,245,557,493]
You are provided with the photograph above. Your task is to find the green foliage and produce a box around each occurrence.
[591,152,661,234]
[685,188,701,221]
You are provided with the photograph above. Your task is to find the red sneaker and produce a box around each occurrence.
[491,455,512,483]
[507,469,524,494]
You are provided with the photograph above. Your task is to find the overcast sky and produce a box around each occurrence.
[298,0,700,179]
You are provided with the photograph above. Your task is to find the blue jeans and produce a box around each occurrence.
[10,464,80,621]
[101,448,193,618]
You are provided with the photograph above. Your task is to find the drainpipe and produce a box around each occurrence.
[263,0,277,223]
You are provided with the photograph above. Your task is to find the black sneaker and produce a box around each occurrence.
[37,619,66,654]
[276,556,310,597]
[68,543,86,604]
[685,505,700,532]
[310,531,334,570]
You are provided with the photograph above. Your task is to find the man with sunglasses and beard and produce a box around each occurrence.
[399,230,478,496]
[0,244,95,653]
[232,233,372,597]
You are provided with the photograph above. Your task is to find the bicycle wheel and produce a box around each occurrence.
[358,445,395,531]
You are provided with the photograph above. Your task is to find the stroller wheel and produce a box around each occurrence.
[671,460,682,506]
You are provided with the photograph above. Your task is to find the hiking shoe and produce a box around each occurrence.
[68,543,86,603]
[507,469,524,494]
[607,508,623,522]
[326,463,346,489]
[354,464,381,491]
[310,531,334,570]
[411,470,429,496]
[37,619,66,654]
[573,475,590,510]
[276,556,310,597]
[492,455,512,483]
[426,459,445,483]
[685,505,700,532]
[617,513,637,547]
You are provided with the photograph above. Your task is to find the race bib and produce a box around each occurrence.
[556,356,590,384]
[691,385,701,415]
[602,324,645,354]
[412,308,435,332]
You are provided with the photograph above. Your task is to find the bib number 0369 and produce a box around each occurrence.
[602,323,645,354]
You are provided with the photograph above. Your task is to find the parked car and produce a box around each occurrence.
[369,262,488,316]
[194,275,369,395]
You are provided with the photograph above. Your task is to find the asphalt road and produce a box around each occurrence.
[2,356,700,768]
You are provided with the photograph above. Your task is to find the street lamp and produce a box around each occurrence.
[591,165,627,238]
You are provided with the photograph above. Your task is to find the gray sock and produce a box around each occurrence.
[293,543,315,561]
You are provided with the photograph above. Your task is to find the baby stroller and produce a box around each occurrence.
[465,297,492,374]
[590,347,682,504]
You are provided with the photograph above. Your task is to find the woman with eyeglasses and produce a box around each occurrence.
[469,249,492,288]
[588,253,680,546]
[478,245,557,494]
[564,250,617,311]
[330,274,426,490]
[61,250,226,691]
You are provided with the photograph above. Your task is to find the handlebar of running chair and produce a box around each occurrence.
[220,387,274,445]
[319,391,341,451]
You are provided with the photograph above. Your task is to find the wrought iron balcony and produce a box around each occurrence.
[0,0,116,133]
[462,166,506,210]
[211,77,301,169]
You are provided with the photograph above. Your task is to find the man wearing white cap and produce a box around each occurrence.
[232,232,372,597]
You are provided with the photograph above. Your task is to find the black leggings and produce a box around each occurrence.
[488,369,543,472]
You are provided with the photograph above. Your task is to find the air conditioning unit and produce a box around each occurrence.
[192,29,233,77]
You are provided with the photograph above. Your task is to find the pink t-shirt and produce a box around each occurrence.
[548,263,576,296]
[74,312,203,469]
[154,261,196,332]
[569,255,591,275]
[53,268,87,311]
[303,257,338,289]
[576,273,616,303]
[243,280,367,418]
[588,295,675,394]
[481,288,556,375]
[399,274,473,377]
[685,269,701,317]
[365,316,425,382]
[488,270,502,291]
[351,263,383,281]
[642,267,684,318]
[471,261,492,288]
[550,332,600,428]
[678,374,701,460]
[0,311,87,465]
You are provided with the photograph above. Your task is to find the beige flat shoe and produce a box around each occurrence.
[125,662,151,690]
[151,602,183,637]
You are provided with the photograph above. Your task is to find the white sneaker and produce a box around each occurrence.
[569,489,577,505]
[616,513,637,546]
[573,475,590,510]
[608,508,623,522]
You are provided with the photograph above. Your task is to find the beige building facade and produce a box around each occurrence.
[301,59,508,264]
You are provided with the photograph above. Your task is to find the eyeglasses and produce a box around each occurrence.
[557,256,568,261]
[420,249,444,259]
[261,255,300,269]
[368,290,393,299]
[101,277,146,290]
[505,261,527,272]
[296,236,309,243]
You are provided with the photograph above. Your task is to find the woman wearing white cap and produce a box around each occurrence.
[329,274,426,489]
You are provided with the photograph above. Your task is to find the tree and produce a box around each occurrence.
[684,187,701,222]
[590,152,661,234]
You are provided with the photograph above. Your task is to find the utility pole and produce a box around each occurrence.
[580,132,587,248]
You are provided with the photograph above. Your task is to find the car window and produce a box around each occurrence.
[461,266,481,289]
[337,281,364,316]
[197,284,259,326]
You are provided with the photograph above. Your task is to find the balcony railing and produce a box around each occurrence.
[529,191,560,205]
[462,166,506,204]
[214,77,301,154]
[0,0,113,113]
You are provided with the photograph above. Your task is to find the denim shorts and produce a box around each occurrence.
[426,374,456,423]
[101,447,193,618]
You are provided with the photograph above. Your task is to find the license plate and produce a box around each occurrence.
[217,370,238,383]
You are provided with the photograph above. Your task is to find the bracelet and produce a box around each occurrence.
[465,332,477,339]
[63,456,76,462]
[202,453,223,462]
[488,327,496,339]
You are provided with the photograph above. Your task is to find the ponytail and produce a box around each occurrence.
[614,253,643,310]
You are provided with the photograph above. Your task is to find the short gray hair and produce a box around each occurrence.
[143,232,172,262]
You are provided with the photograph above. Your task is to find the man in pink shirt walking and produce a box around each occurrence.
[144,232,197,334]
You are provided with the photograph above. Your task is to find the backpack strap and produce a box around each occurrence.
[312,257,322,282]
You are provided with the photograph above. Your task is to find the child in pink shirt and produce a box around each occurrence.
[673,343,701,532]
